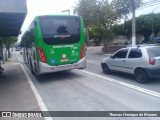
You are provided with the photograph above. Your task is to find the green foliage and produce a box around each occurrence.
[112,13,160,43]
[112,24,125,36]
[0,37,17,46]
[137,13,160,42]
[124,20,132,40]
[136,14,152,42]
[0,37,18,57]
[74,0,97,26]
[21,30,33,47]
[74,0,144,48]
[89,24,103,40]
[74,0,99,45]
[152,13,160,36]
[112,0,143,18]
[124,41,129,45]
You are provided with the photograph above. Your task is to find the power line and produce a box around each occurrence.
[138,1,160,10]
[142,0,160,6]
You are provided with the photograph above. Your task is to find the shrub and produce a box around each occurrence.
[124,41,128,45]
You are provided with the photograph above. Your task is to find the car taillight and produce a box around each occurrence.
[80,44,85,59]
[147,49,156,65]
[37,47,47,63]
[149,58,156,65]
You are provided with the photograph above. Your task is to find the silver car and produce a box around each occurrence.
[101,45,160,83]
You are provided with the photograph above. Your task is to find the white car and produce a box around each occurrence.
[101,45,160,83]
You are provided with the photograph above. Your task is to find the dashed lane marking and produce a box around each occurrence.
[80,70,160,99]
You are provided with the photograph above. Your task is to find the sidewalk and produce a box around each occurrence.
[0,53,44,119]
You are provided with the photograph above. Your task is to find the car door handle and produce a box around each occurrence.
[122,60,125,62]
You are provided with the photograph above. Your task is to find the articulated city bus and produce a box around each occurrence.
[21,15,86,75]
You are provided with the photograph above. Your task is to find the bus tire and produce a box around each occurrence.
[35,63,39,76]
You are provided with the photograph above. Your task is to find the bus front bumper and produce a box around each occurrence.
[38,57,86,74]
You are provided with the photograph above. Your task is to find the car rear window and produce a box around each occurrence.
[147,47,160,57]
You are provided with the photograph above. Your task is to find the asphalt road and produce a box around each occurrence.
[15,48,160,120]
[86,46,160,93]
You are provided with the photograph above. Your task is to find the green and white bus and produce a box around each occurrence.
[21,15,86,75]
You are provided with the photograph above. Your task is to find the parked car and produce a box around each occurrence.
[101,45,160,83]
[155,37,160,43]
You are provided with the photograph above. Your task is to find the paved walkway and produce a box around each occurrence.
[0,53,44,120]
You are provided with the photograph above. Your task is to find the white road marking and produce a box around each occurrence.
[16,54,52,120]
[21,65,53,120]
[86,60,95,63]
[104,54,112,56]
[80,70,160,99]
[8,59,17,60]
[11,63,21,65]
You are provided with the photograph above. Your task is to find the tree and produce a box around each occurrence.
[112,13,160,43]
[124,20,132,41]
[136,13,160,42]
[94,0,119,51]
[74,0,98,45]
[89,24,103,45]
[112,0,143,46]
[112,0,143,16]
[0,37,17,59]
[2,37,17,57]
[152,13,160,37]
[112,24,125,36]
[136,14,152,42]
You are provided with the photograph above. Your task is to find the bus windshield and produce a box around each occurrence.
[39,16,80,45]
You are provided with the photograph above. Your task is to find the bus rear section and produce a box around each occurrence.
[36,16,86,74]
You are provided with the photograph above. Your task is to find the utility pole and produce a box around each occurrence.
[151,6,160,38]
[132,0,136,47]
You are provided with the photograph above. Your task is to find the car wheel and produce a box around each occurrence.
[134,69,148,83]
[102,64,110,74]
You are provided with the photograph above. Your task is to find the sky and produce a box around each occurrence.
[19,0,77,36]
[18,0,160,41]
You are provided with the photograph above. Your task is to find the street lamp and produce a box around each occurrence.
[151,6,160,37]
[62,10,70,15]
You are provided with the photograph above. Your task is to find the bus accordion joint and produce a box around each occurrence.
[80,44,85,59]
[37,47,47,63]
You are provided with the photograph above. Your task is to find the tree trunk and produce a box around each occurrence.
[144,35,150,43]
[7,45,10,58]
[103,37,108,53]
[0,41,4,63]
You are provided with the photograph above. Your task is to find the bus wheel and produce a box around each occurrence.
[34,64,39,76]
